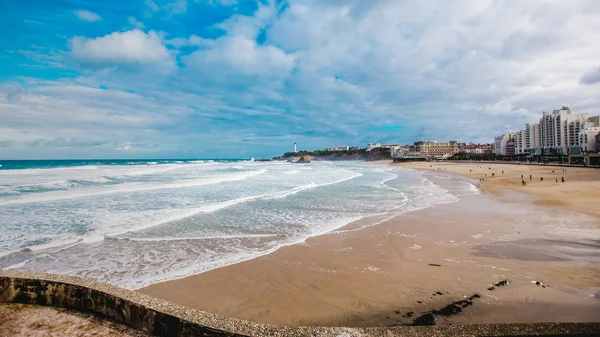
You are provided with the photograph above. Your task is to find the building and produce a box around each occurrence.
[494,133,511,155]
[293,143,297,153]
[539,107,588,155]
[525,123,540,154]
[366,143,381,151]
[349,146,361,151]
[579,127,600,153]
[493,107,599,156]
[413,140,459,158]
[335,146,349,151]
[513,131,525,155]
[596,132,600,152]
[389,145,406,157]
[505,137,515,156]
[324,147,336,152]
[463,143,492,154]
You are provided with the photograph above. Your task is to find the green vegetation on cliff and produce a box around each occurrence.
[281,147,391,161]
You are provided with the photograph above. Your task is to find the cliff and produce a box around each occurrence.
[278,148,391,161]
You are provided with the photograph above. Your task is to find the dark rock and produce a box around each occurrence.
[394,310,400,315]
[536,281,541,286]
[487,287,495,291]
[432,303,463,316]
[436,291,443,296]
[411,313,436,326]
[428,264,441,267]
[417,301,422,304]
[431,294,480,317]
[295,156,311,163]
[493,280,509,287]
[405,311,414,318]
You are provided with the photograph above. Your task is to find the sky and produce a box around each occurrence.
[1,0,600,159]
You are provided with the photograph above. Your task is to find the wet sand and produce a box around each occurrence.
[139,165,600,327]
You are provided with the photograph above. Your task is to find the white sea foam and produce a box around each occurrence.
[0,169,267,206]
[111,234,280,242]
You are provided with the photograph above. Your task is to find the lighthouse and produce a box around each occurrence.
[294,142,297,153]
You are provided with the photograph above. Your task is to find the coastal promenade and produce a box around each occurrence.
[1,270,598,336]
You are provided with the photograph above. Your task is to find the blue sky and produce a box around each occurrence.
[1,0,600,159]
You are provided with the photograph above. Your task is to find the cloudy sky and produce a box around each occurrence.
[1,0,599,159]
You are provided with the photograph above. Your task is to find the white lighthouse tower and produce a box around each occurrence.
[294,142,297,153]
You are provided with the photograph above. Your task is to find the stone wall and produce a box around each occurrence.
[1,270,598,337]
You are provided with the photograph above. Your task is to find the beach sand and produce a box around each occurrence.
[139,162,600,327]
[399,162,600,219]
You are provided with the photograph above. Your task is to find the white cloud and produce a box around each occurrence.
[145,0,160,12]
[128,17,145,29]
[71,30,175,71]
[73,10,102,22]
[580,67,600,85]
[184,36,296,77]
[122,143,132,152]
[257,0,600,140]
[145,0,187,17]
[207,0,238,5]
[165,34,214,48]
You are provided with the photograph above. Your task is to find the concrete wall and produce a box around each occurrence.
[0,271,245,337]
[1,270,598,337]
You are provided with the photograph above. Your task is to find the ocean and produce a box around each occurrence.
[0,159,478,289]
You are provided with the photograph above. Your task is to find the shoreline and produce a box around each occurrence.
[394,162,600,219]
[139,163,600,327]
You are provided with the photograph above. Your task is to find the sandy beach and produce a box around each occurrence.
[139,162,600,327]
[398,162,600,219]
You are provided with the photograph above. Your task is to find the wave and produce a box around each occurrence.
[110,173,362,236]
[0,171,363,259]
[115,214,368,289]
[107,234,281,242]
[0,169,268,206]
[0,165,99,176]
[0,235,84,259]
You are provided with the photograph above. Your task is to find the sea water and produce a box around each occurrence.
[0,160,478,289]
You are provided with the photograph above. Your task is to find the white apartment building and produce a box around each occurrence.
[496,107,599,156]
[494,133,511,155]
[525,123,540,153]
[539,107,589,155]
[366,143,381,151]
[513,130,526,155]
[579,126,600,153]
